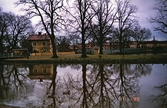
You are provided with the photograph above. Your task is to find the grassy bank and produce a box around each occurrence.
[1,54,167,64]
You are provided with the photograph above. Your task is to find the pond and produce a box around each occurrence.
[0,63,166,108]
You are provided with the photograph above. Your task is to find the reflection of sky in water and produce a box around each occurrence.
[1,64,167,108]
[57,65,82,79]
[139,64,167,108]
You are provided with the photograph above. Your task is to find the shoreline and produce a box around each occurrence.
[1,54,167,64]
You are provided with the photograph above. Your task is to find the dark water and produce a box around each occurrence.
[0,63,166,108]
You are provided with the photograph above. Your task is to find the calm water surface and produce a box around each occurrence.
[0,63,166,108]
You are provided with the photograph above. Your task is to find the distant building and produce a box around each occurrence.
[109,40,167,50]
[141,40,167,49]
[27,32,52,53]
[12,48,28,57]
[27,32,167,54]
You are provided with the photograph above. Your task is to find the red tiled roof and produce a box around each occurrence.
[27,34,50,41]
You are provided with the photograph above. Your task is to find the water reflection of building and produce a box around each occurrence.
[119,96,140,102]
[28,64,53,80]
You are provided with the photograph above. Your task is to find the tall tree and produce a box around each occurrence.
[150,0,167,35]
[66,0,93,57]
[5,13,33,50]
[0,9,8,54]
[115,0,137,54]
[16,0,64,58]
[90,0,116,54]
[0,10,33,53]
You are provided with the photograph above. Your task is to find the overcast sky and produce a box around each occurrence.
[0,0,166,40]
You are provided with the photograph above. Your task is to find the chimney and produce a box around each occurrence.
[38,32,42,35]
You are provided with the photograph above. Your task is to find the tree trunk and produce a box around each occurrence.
[49,8,58,58]
[81,27,87,58]
[50,35,58,58]
[99,42,103,54]
[119,38,123,54]
[99,30,103,54]
[81,40,87,57]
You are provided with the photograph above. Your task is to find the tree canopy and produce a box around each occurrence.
[0,9,34,54]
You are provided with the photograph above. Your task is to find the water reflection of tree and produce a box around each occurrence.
[0,64,29,100]
[113,63,151,108]
[70,64,81,70]
[58,64,91,108]
[82,64,88,108]
[0,64,6,99]
[59,64,81,70]
[84,64,114,107]
[151,82,167,108]
[87,63,152,108]
[51,63,152,108]
[118,64,139,108]
[132,64,152,76]
[47,64,79,108]
[46,64,59,108]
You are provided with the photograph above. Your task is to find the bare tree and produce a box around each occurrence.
[132,24,152,48]
[5,13,34,50]
[69,33,80,52]
[16,0,64,58]
[114,0,137,54]
[150,0,167,35]
[90,0,116,54]
[0,10,8,54]
[0,10,33,53]
[66,0,93,57]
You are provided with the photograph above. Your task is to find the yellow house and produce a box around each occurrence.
[27,32,52,53]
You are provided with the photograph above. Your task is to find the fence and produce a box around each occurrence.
[0,53,27,58]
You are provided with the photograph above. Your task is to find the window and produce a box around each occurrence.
[43,68,46,73]
[33,69,38,73]
[32,42,36,46]
[42,41,46,46]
